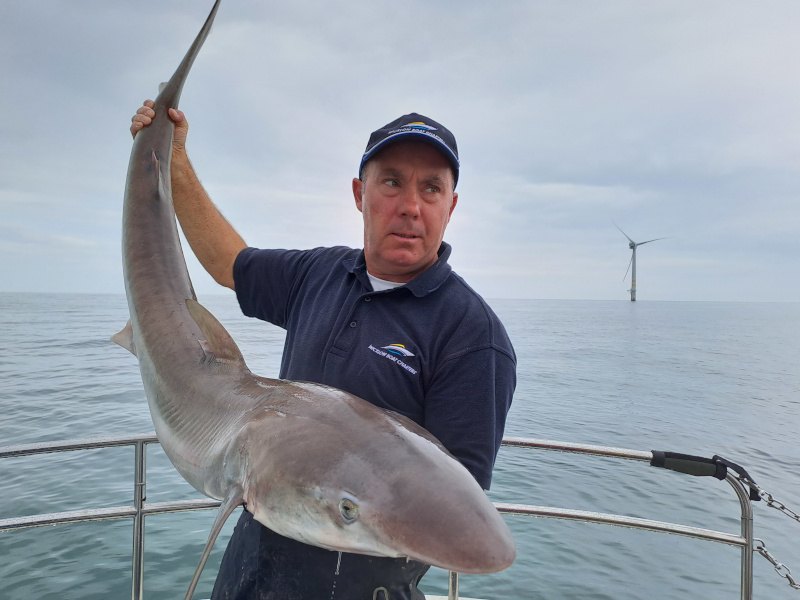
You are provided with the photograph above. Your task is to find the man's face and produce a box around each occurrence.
[352,140,458,283]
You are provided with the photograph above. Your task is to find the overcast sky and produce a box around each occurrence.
[1,1,798,301]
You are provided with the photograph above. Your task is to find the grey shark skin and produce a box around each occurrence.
[115,0,515,594]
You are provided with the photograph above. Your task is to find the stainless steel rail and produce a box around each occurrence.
[0,434,215,600]
[0,435,756,600]
[494,438,754,600]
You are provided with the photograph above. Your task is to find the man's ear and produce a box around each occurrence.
[449,192,458,217]
[352,177,364,212]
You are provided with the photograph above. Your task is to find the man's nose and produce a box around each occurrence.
[397,187,422,217]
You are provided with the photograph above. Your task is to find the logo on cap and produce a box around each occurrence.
[403,122,437,132]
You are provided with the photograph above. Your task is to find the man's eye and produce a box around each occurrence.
[384,178,399,187]
[425,185,441,194]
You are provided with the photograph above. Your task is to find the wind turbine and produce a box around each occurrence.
[616,225,665,302]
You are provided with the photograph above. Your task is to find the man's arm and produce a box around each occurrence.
[131,101,246,290]
[423,344,516,490]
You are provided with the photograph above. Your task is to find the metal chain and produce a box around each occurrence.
[760,490,800,523]
[739,476,800,524]
[754,539,800,590]
[735,476,800,590]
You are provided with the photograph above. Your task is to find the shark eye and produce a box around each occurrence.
[339,498,359,524]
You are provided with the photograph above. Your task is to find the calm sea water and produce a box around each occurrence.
[1,292,798,599]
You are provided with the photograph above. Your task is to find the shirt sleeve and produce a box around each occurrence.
[422,344,516,490]
[233,247,312,328]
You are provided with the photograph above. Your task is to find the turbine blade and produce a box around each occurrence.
[623,252,633,281]
[638,237,666,246]
[613,222,635,244]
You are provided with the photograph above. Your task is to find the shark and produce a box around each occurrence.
[114,1,515,597]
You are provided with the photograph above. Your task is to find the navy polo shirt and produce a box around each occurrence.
[234,242,515,489]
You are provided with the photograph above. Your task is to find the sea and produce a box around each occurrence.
[0,292,798,600]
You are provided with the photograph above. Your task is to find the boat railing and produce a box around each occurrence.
[0,434,760,600]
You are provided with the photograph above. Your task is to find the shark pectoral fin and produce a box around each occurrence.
[184,486,243,600]
[186,298,246,365]
[111,320,136,355]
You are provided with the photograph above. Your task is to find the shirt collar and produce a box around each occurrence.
[343,242,453,297]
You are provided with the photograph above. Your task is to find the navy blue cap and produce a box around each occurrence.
[359,113,460,188]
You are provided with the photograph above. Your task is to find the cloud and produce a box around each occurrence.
[0,1,798,300]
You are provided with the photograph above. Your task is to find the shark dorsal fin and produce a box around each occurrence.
[186,298,245,365]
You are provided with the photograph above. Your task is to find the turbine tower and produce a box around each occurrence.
[616,225,665,302]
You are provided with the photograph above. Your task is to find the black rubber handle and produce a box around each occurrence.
[650,451,727,479]
[651,451,761,501]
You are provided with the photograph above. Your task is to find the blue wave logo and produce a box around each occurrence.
[403,121,437,132]
[381,343,415,357]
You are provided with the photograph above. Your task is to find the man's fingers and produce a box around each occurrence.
[131,114,152,127]
[129,101,158,138]
[136,105,155,118]
[168,108,185,123]
[129,100,188,141]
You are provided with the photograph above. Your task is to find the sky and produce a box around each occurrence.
[1,1,798,302]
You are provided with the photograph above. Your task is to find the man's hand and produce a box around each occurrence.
[130,99,189,152]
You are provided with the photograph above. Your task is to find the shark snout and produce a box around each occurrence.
[367,482,516,574]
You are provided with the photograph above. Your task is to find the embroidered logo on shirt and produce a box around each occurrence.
[368,343,418,375]
[381,343,415,357]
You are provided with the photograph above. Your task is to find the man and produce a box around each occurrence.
[131,104,516,599]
